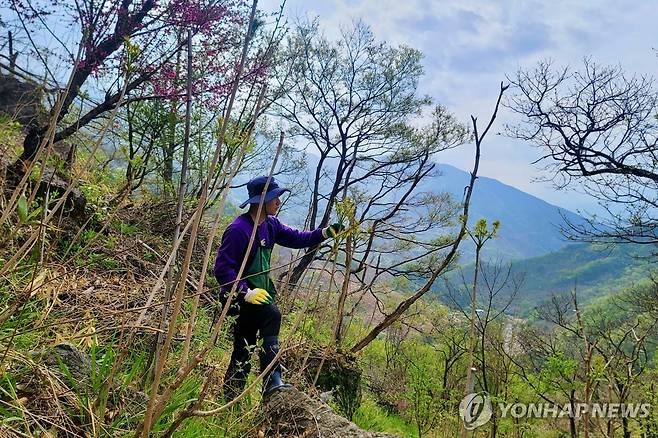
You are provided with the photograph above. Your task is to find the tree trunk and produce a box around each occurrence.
[442,359,450,400]
[461,245,481,438]
[333,233,353,348]
[569,394,578,438]
[287,247,321,288]
[490,410,498,438]
[163,141,175,186]
[622,414,630,438]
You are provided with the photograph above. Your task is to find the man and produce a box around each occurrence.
[213,176,343,400]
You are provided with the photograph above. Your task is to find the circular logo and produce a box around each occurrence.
[459,392,493,430]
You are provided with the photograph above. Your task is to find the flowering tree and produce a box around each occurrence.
[0,0,258,167]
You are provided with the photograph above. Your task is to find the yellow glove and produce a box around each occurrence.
[244,288,272,305]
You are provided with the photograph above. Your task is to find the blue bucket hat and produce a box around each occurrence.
[239,176,290,209]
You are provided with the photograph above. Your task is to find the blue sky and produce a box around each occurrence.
[259,0,658,215]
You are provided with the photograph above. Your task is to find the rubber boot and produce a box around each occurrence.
[260,335,293,396]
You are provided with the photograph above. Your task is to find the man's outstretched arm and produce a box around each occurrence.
[272,217,326,249]
[272,217,344,248]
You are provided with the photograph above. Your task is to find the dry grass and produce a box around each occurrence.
[0,196,222,437]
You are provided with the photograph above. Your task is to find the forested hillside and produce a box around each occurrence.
[442,242,654,314]
[2,1,658,438]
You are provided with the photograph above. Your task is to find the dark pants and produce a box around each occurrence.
[223,303,281,399]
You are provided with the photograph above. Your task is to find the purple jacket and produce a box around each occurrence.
[213,213,325,294]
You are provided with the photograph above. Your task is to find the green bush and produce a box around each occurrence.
[315,354,362,420]
[353,396,417,437]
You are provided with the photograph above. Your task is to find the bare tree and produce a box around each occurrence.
[348,82,509,354]
[272,20,470,289]
[447,256,521,438]
[511,302,582,438]
[506,59,658,245]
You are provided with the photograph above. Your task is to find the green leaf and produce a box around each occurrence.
[27,206,44,222]
[17,196,28,223]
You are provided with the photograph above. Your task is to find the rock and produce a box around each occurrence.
[319,390,333,403]
[0,73,45,128]
[0,75,86,221]
[40,167,87,220]
[284,347,364,421]
[2,163,88,222]
[29,343,94,398]
[261,388,400,438]
[40,343,92,387]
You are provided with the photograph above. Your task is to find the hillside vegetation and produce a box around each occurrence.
[2,4,658,438]
[442,242,654,315]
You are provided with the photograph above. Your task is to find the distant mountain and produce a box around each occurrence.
[439,242,654,315]
[426,164,590,260]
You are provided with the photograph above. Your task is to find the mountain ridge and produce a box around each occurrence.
[427,163,590,260]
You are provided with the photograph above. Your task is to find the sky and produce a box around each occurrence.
[259,0,658,215]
